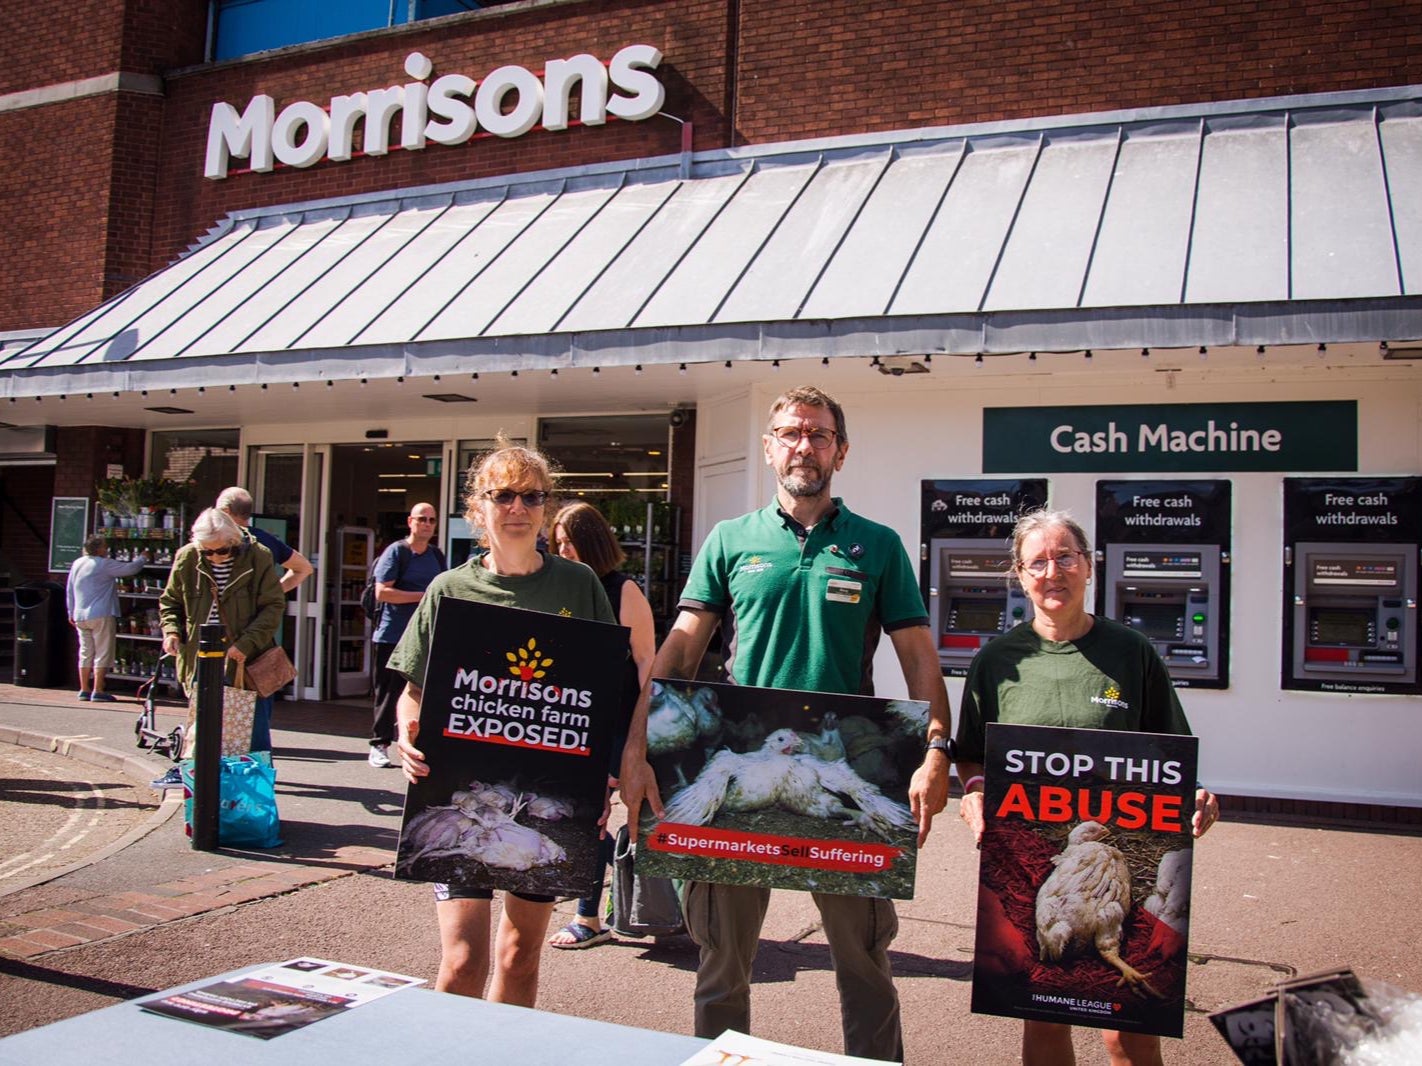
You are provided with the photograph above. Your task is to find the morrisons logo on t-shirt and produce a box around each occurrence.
[1090,684,1128,711]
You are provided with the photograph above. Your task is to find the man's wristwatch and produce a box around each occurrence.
[927,736,956,758]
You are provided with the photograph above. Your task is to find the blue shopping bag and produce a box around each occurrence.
[181,752,283,849]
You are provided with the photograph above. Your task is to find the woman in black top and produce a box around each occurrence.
[545,502,656,949]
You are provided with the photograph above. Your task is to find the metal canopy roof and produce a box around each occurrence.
[6,86,1422,393]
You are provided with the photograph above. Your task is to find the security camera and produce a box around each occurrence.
[669,408,688,428]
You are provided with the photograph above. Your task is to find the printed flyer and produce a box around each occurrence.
[140,957,424,1039]
[637,679,927,899]
[972,722,1199,1038]
[394,598,630,898]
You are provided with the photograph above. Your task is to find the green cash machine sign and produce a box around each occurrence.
[983,401,1357,473]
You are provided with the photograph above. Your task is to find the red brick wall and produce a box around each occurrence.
[0,96,119,328]
[731,0,1422,143]
[0,1,126,93]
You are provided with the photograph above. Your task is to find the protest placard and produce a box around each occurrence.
[972,722,1198,1037]
[637,678,927,899]
[394,598,629,897]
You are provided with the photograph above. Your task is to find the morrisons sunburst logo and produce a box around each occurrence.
[507,638,552,682]
[1091,682,1128,710]
[1103,684,1121,701]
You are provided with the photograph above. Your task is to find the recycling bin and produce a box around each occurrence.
[14,580,65,687]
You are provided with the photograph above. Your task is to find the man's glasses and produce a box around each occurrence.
[768,426,839,450]
[484,489,549,508]
[1020,551,1085,577]
[199,547,234,558]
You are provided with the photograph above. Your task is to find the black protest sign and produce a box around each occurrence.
[973,722,1199,1038]
[394,598,629,897]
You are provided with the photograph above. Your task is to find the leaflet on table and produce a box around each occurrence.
[971,722,1199,1039]
[394,598,631,898]
[635,678,928,900]
[680,1029,902,1065]
[139,957,424,1040]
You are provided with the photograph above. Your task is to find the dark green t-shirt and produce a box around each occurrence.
[679,499,928,696]
[954,615,1192,763]
[388,552,616,688]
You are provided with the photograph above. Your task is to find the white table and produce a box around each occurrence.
[0,967,707,1065]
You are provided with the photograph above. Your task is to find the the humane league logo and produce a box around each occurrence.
[441,636,595,756]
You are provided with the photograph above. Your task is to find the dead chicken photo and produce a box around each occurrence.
[1035,820,1162,998]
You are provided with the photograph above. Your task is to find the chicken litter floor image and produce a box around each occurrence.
[637,680,929,899]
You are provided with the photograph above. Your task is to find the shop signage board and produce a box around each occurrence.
[394,599,630,898]
[206,44,666,179]
[973,722,1198,1039]
[637,679,928,900]
[48,496,90,573]
[983,401,1357,473]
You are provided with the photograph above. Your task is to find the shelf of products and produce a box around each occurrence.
[617,501,682,639]
[333,526,374,697]
[102,524,182,687]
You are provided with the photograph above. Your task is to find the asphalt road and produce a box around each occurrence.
[0,745,157,889]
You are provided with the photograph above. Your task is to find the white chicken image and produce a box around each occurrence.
[401,784,567,871]
[661,726,915,840]
[1035,820,1161,998]
[1142,848,1192,933]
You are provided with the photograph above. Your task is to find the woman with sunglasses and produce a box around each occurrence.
[953,509,1219,1066]
[159,507,286,753]
[544,501,657,951]
[390,440,616,1007]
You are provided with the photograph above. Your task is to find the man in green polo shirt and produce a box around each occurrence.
[620,385,953,1063]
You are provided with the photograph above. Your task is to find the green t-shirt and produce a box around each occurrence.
[680,499,928,695]
[954,615,1192,764]
[387,552,616,688]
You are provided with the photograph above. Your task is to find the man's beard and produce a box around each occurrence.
[778,462,829,497]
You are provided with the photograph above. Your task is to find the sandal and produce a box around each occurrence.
[548,921,613,950]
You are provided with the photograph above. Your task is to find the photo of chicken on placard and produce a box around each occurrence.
[394,599,630,899]
[972,722,1199,1039]
[636,679,928,899]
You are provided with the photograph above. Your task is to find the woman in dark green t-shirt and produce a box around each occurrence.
[954,509,1219,1066]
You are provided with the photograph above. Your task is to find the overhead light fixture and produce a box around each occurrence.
[974,354,984,367]
[1084,350,1093,360]
[875,356,929,377]
[1381,344,1422,360]
[423,393,479,403]
[1028,352,1037,361]
[634,364,643,375]
[145,406,194,415]
[821,357,829,366]
[771,360,780,371]
[678,363,687,375]
[1141,348,1150,358]
[593,366,600,375]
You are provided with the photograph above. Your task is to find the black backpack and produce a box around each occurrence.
[360,542,446,623]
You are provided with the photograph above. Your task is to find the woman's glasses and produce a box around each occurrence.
[199,547,234,558]
[484,489,549,508]
[1020,550,1085,577]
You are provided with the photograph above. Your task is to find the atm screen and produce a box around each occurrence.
[1310,607,1373,647]
[1122,551,1203,579]
[1311,557,1399,588]
[1127,603,1183,640]
[950,601,1003,633]
[948,553,1010,578]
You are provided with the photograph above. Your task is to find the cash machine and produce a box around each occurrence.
[1096,480,1231,688]
[921,479,1047,676]
[1283,478,1421,694]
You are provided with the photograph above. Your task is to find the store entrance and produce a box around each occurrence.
[324,441,444,700]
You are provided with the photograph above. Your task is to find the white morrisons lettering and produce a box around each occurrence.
[205,44,665,180]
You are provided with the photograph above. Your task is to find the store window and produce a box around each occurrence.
[148,429,239,516]
[210,0,524,61]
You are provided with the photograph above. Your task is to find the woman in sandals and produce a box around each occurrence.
[545,502,656,950]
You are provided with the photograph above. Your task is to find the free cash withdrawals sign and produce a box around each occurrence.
[394,598,629,898]
[636,679,928,900]
[983,401,1357,473]
[973,723,1198,1039]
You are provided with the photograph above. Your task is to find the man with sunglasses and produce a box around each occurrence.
[619,385,953,1062]
[369,502,446,768]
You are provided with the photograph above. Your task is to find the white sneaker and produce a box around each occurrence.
[368,744,393,768]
